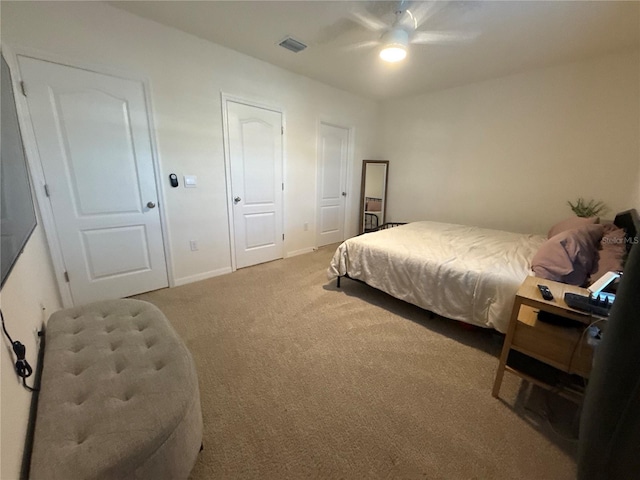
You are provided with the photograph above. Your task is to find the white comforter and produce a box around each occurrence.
[328,221,546,333]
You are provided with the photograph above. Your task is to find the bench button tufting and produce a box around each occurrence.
[31,300,202,480]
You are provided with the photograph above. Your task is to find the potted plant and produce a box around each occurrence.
[567,198,608,218]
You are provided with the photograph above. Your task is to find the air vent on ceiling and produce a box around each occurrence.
[278,36,307,53]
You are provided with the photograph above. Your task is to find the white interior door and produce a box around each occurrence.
[316,123,349,247]
[226,100,283,269]
[18,56,168,304]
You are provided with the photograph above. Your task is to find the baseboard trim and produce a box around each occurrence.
[174,267,232,287]
[285,247,316,258]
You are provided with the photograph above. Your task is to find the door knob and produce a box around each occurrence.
[342,192,347,197]
[147,201,156,209]
[234,196,242,204]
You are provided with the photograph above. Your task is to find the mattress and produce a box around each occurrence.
[328,221,546,333]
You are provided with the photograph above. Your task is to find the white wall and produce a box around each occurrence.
[2,1,380,287]
[380,50,640,234]
[0,224,62,479]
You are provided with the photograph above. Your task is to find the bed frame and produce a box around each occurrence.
[364,212,379,231]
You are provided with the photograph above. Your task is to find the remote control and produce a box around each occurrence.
[537,284,554,301]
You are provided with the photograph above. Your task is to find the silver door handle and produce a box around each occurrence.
[147,201,156,209]
[341,192,347,197]
[234,196,242,204]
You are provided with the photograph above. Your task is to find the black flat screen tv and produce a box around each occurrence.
[1,54,37,288]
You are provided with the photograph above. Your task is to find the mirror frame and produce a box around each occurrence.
[359,160,389,234]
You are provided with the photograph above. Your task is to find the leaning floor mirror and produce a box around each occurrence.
[360,160,389,233]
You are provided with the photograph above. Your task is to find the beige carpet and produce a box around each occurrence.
[134,245,578,479]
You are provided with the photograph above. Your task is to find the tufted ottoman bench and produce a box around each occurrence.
[29,299,202,480]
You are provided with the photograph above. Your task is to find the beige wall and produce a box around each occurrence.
[1,2,639,478]
[636,169,640,212]
[0,224,61,478]
[1,1,381,477]
[2,1,380,287]
[380,50,640,234]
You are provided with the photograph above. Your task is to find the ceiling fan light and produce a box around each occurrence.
[379,46,407,62]
[379,28,409,63]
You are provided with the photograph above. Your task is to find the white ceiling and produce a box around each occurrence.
[110,1,640,101]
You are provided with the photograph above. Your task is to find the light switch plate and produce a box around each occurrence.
[184,175,197,188]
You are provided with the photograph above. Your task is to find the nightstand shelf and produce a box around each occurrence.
[492,276,603,402]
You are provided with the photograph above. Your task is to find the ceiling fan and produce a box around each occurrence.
[344,0,479,62]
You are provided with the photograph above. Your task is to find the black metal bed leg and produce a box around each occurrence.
[337,276,341,288]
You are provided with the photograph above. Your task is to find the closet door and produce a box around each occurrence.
[317,122,349,246]
[19,56,168,304]
[225,99,284,268]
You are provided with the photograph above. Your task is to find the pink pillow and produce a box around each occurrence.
[590,226,626,283]
[367,200,382,211]
[547,216,599,239]
[532,224,604,286]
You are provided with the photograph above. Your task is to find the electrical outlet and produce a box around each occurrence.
[303,222,309,231]
[40,303,48,325]
[189,240,198,251]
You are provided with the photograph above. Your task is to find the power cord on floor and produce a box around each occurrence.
[1,308,38,392]
[567,318,606,376]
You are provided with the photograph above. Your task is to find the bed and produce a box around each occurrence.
[328,211,639,334]
[328,221,545,333]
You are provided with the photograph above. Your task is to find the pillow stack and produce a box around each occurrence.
[532,216,604,286]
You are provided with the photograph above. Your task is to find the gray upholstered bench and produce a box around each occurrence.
[30,299,202,480]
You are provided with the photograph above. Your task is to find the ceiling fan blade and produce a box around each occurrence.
[349,8,390,33]
[341,40,381,52]
[314,17,362,46]
[410,30,479,45]
[403,1,446,30]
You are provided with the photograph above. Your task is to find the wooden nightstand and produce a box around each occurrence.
[492,276,605,402]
